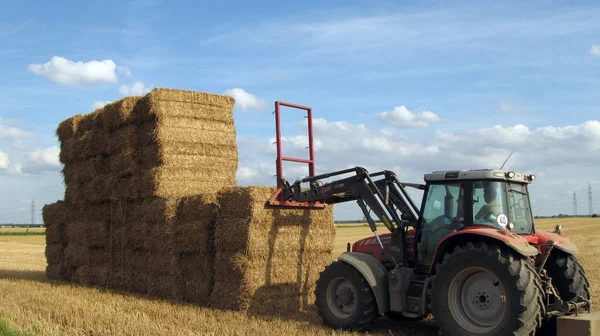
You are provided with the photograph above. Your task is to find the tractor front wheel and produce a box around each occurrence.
[432,242,544,336]
[315,261,378,331]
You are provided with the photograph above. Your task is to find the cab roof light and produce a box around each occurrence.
[506,171,516,178]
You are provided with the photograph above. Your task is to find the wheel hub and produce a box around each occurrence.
[448,267,508,333]
[326,277,358,319]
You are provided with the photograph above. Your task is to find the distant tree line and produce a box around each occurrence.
[0,224,45,228]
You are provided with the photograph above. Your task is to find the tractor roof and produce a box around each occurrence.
[424,169,536,184]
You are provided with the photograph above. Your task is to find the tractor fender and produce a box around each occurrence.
[429,227,539,274]
[338,252,390,315]
[535,230,578,254]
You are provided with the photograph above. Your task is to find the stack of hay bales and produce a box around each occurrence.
[45,89,236,299]
[43,87,336,316]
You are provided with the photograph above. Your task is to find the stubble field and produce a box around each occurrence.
[0,217,598,336]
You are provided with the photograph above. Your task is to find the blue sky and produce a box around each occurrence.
[1,0,599,222]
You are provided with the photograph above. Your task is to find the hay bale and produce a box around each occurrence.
[45,244,63,264]
[63,244,89,268]
[122,250,149,293]
[138,178,234,199]
[100,96,141,131]
[108,125,139,155]
[56,114,85,142]
[171,252,213,305]
[214,186,335,256]
[64,221,86,244]
[147,274,174,299]
[43,201,69,244]
[87,266,110,287]
[132,88,235,123]
[87,221,108,248]
[46,263,63,280]
[210,186,335,313]
[210,250,333,312]
[89,247,110,267]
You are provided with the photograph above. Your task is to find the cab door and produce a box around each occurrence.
[417,182,465,266]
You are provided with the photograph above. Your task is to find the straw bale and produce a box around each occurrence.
[247,283,319,317]
[100,96,141,131]
[64,244,89,268]
[172,219,214,254]
[110,150,138,177]
[45,244,63,264]
[146,142,238,158]
[125,221,148,251]
[56,114,85,142]
[108,125,139,155]
[145,167,232,183]
[127,197,179,223]
[156,117,234,132]
[86,221,108,248]
[145,223,172,253]
[122,251,149,293]
[210,250,333,312]
[65,222,86,244]
[76,111,101,136]
[147,274,174,299]
[146,252,173,276]
[175,194,218,222]
[87,266,110,287]
[43,201,68,244]
[102,176,138,202]
[138,123,237,148]
[214,186,335,256]
[131,88,235,124]
[89,247,110,267]
[138,177,235,200]
[64,183,80,203]
[171,253,213,305]
[46,263,63,280]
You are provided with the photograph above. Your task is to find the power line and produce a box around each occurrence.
[31,198,36,225]
[573,191,578,216]
[590,184,594,216]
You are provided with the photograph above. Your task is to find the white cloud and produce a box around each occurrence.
[117,66,132,77]
[590,44,600,56]
[500,102,526,113]
[119,81,152,96]
[92,101,111,110]
[0,118,35,140]
[377,105,441,128]
[224,88,266,111]
[0,152,8,169]
[235,117,600,218]
[20,146,61,174]
[27,56,119,85]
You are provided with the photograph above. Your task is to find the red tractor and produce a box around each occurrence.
[268,102,591,336]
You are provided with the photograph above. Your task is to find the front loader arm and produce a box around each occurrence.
[281,166,424,266]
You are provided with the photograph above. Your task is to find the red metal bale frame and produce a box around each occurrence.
[267,101,325,208]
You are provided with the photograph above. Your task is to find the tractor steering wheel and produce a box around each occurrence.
[428,215,461,233]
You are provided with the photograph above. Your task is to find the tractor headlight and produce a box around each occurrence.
[506,171,516,178]
[528,174,536,182]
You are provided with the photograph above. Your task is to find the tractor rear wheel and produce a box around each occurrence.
[544,251,590,305]
[315,261,378,331]
[538,251,591,333]
[432,242,544,336]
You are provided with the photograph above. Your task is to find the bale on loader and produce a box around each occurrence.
[210,186,335,313]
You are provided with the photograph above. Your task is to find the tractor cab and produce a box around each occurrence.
[417,169,537,266]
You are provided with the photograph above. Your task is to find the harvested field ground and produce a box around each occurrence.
[0,218,598,335]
